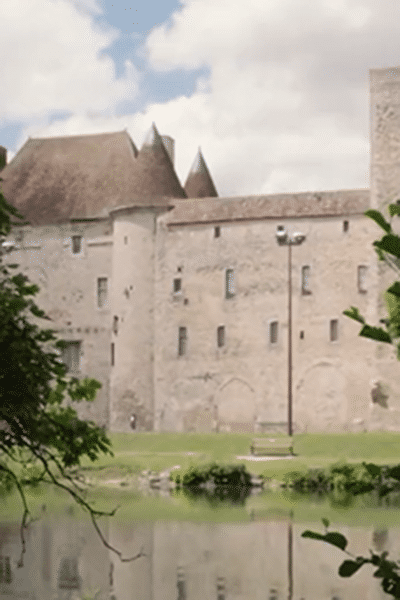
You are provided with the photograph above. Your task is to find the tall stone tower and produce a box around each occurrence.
[370,67,400,427]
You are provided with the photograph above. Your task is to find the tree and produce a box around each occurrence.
[0,179,145,567]
[303,203,400,598]
[343,203,400,355]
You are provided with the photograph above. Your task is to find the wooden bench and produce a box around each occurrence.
[250,437,294,456]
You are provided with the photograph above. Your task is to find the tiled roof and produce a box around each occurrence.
[184,148,218,198]
[163,189,370,226]
[0,127,186,226]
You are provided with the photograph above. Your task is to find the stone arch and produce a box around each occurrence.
[295,361,346,432]
[215,377,256,433]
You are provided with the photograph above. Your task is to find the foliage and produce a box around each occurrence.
[343,204,400,357]
[302,520,400,599]
[284,460,397,495]
[0,179,145,567]
[303,203,400,598]
[174,462,253,488]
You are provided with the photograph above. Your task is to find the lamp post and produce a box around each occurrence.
[275,226,306,437]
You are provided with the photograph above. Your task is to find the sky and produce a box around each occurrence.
[2,0,400,197]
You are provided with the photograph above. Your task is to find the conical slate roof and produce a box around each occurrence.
[0,126,186,226]
[184,147,218,198]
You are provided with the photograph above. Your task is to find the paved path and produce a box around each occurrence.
[235,455,295,461]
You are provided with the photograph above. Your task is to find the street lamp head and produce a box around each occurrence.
[276,225,287,245]
[292,232,306,244]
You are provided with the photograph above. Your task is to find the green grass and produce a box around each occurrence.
[2,432,400,525]
[77,431,400,483]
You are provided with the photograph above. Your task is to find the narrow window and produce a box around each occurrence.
[217,576,226,600]
[217,326,225,348]
[124,236,128,245]
[177,566,186,600]
[300,330,304,339]
[113,316,119,335]
[111,343,115,366]
[178,327,187,356]
[97,277,108,308]
[301,265,311,295]
[270,321,278,344]
[58,557,81,590]
[214,226,220,238]
[330,319,338,342]
[0,556,12,584]
[71,235,82,254]
[358,265,368,293]
[61,341,81,372]
[173,278,182,293]
[225,268,235,299]
[343,220,349,232]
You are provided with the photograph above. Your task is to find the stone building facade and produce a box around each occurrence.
[1,66,400,433]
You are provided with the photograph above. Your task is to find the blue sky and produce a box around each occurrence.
[2,0,400,196]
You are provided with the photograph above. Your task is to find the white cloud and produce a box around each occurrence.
[0,0,140,121]
[4,0,400,197]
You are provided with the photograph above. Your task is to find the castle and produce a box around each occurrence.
[1,66,400,434]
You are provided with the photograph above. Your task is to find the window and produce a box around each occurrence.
[300,330,304,339]
[217,577,226,600]
[214,226,220,238]
[124,236,128,245]
[173,278,182,293]
[113,316,119,335]
[270,321,278,344]
[97,277,108,308]
[0,556,12,584]
[343,220,349,232]
[61,341,81,372]
[71,235,82,254]
[225,268,235,299]
[178,327,187,356]
[58,557,80,590]
[177,566,186,600]
[330,319,338,342]
[301,265,311,295]
[111,343,115,366]
[358,265,368,293]
[217,326,225,348]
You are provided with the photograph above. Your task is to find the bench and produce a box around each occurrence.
[250,437,294,456]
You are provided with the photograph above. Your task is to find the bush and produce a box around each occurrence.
[177,462,252,488]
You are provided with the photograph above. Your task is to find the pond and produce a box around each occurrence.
[1,485,400,600]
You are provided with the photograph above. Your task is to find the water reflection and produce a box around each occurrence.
[0,501,398,600]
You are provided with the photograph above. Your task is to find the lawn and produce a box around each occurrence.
[77,431,400,484]
[2,432,400,525]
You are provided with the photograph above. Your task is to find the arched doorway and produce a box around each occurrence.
[215,377,256,433]
[296,362,346,432]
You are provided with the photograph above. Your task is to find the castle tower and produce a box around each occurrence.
[370,67,400,427]
[184,147,218,198]
[109,123,183,432]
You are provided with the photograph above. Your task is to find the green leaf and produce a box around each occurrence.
[373,234,400,260]
[302,530,348,551]
[365,209,392,233]
[387,282,400,298]
[324,532,348,551]
[339,559,366,577]
[342,306,366,325]
[388,203,400,217]
[362,462,382,477]
[322,518,330,529]
[302,531,327,542]
[359,325,392,344]
[387,465,400,481]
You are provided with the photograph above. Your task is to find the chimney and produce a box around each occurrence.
[0,146,7,171]
[161,135,174,166]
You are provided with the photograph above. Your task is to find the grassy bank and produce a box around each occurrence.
[77,431,400,484]
[2,432,400,525]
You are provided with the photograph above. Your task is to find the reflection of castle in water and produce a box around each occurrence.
[0,508,396,600]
